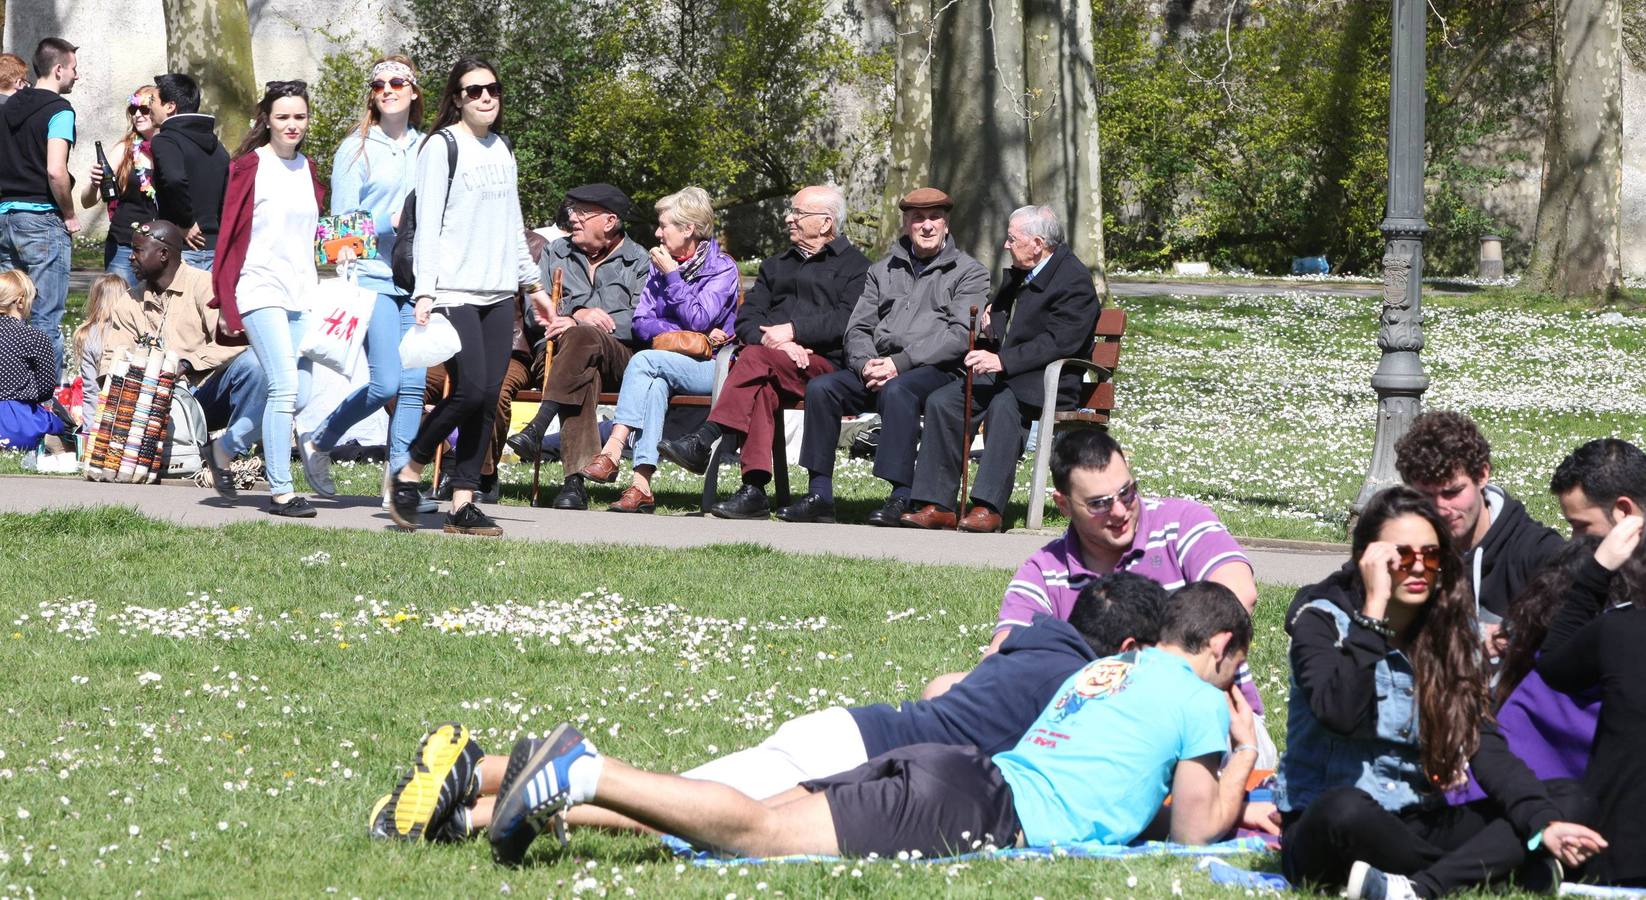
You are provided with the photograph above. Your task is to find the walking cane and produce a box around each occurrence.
[958,305,980,523]
[530,269,563,507]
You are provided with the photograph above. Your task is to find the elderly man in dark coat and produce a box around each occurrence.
[900,205,1102,533]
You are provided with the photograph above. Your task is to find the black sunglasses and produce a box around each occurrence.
[370,77,412,94]
[461,82,502,100]
[127,103,151,116]
[264,79,308,96]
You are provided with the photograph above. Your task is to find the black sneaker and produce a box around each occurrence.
[866,495,914,527]
[775,492,836,523]
[389,471,425,529]
[368,722,485,842]
[505,425,542,462]
[658,432,713,475]
[268,495,318,518]
[445,502,503,536]
[710,483,769,520]
[204,440,238,500]
[551,477,589,510]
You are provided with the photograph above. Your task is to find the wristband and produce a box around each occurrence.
[1230,744,1259,757]
[522,282,544,295]
[1527,830,1544,852]
[1351,611,1395,639]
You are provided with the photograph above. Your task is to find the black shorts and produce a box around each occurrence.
[800,743,1020,858]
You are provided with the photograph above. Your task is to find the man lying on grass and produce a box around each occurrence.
[370,581,1263,865]
[369,572,1166,840]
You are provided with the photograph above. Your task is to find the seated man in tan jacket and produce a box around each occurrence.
[100,220,267,497]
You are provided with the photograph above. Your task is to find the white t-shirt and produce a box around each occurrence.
[235,145,320,315]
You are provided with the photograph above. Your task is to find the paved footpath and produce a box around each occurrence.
[0,475,1342,585]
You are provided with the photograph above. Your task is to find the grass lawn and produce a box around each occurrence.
[27,287,1645,543]
[1,506,1303,897]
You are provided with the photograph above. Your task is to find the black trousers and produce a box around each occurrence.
[1281,782,1591,898]
[406,301,513,491]
[799,364,958,487]
[909,374,1035,513]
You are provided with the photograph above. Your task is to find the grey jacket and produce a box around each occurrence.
[844,236,990,375]
[531,235,651,347]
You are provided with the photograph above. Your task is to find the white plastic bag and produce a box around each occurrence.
[298,265,376,373]
[399,314,461,368]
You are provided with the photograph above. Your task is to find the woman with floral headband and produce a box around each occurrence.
[296,55,437,514]
[81,85,160,288]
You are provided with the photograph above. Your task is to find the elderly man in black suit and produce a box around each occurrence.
[900,205,1102,533]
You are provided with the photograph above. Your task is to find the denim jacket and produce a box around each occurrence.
[1274,595,1428,815]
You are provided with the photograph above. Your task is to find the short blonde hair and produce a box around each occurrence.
[0,270,36,319]
[0,54,25,91]
[655,186,715,240]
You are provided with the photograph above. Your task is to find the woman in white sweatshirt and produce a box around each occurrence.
[387,57,553,536]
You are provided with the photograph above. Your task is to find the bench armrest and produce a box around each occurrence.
[710,343,737,407]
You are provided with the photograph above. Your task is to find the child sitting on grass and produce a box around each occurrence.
[0,270,73,462]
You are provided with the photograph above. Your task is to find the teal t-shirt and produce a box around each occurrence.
[993,647,1230,846]
[0,109,75,215]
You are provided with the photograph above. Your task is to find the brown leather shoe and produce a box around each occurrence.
[607,485,655,514]
[958,506,1004,533]
[578,452,621,484]
[899,503,958,530]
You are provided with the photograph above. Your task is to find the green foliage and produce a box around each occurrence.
[304,45,380,189]
[1094,0,1549,276]
[402,0,880,251]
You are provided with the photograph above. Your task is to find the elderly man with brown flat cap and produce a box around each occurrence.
[709,188,988,523]
[507,183,650,510]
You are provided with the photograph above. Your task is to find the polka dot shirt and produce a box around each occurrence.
[0,316,58,404]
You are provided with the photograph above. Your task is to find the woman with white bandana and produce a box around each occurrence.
[298,55,436,514]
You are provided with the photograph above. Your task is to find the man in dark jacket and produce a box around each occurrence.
[148,73,229,271]
[1394,410,1564,628]
[901,205,1101,533]
[0,38,79,374]
[657,185,871,510]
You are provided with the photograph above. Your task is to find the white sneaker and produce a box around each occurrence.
[1347,860,1419,900]
[37,451,81,474]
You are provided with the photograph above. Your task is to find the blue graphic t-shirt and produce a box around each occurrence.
[993,647,1230,846]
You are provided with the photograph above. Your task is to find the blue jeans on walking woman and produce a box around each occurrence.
[612,350,715,467]
[242,307,313,495]
[309,292,423,472]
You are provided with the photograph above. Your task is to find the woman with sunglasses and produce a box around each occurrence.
[1275,486,1603,899]
[298,55,436,514]
[387,58,552,536]
[212,81,325,517]
[80,86,161,288]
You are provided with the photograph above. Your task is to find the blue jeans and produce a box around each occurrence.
[0,210,71,377]
[612,350,716,468]
[191,350,268,457]
[104,237,136,289]
[181,248,214,271]
[311,291,423,472]
[242,307,313,495]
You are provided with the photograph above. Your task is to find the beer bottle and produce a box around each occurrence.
[95,141,118,203]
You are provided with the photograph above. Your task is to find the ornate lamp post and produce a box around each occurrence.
[1352,0,1430,518]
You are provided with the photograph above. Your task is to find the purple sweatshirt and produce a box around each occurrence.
[631,238,739,341]
[1448,660,1600,806]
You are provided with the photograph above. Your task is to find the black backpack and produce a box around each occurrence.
[390,129,459,294]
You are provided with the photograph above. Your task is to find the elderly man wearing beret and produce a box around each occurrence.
[709,187,988,524]
[507,183,651,510]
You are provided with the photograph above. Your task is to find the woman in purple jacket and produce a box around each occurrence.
[574,186,738,513]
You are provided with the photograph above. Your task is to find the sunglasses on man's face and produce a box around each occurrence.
[370,77,412,94]
[461,82,502,101]
[1394,544,1443,575]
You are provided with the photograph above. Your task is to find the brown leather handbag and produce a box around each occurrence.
[651,330,718,360]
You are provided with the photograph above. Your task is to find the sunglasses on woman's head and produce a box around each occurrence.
[264,79,308,96]
[461,82,502,100]
[370,77,412,94]
[1394,544,1443,574]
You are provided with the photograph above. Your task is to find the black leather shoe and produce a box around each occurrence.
[551,477,589,510]
[505,424,542,462]
[478,472,501,504]
[866,495,914,527]
[658,433,714,475]
[775,492,836,524]
[710,484,769,520]
[434,473,454,501]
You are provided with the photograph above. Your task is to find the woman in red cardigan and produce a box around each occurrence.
[211,81,326,517]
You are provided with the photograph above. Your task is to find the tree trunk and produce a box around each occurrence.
[1024,0,1107,294]
[1526,0,1624,299]
[161,0,260,152]
[932,0,1029,274]
[881,0,934,250]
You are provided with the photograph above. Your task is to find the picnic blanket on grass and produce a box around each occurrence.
[659,833,1275,867]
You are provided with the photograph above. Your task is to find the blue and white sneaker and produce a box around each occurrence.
[1347,860,1420,900]
[488,724,597,866]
